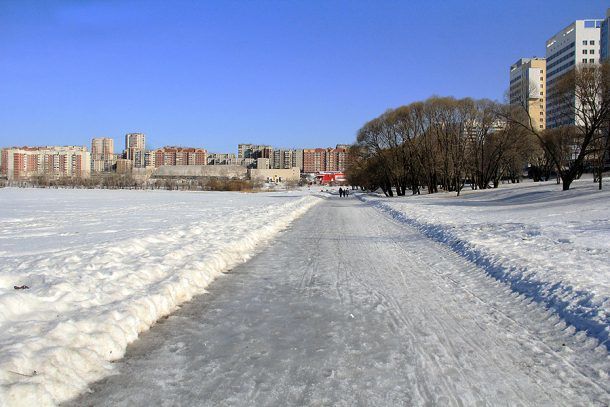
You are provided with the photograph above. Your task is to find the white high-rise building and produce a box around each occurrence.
[546,19,602,128]
[602,9,610,62]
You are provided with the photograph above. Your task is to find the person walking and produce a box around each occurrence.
[338,187,343,198]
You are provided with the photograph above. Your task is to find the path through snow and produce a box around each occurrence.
[68,195,610,406]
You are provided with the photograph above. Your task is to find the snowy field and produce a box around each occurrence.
[0,188,320,406]
[359,178,610,350]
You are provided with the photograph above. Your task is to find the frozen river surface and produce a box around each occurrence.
[69,195,610,406]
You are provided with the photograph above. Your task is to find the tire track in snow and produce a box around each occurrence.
[68,197,609,406]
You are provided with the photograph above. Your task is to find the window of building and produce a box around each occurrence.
[540,92,543,96]
[590,49,595,54]
[540,70,543,74]
[583,40,588,45]
[583,58,588,63]
[583,49,588,54]
[540,118,543,122]
[540,77,544,81]
[540,124,544,129]
[590,58,595,63]
[540,84,543,88]
[590,40,595,45]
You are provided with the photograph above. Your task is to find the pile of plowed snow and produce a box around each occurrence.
[0,188,319,406]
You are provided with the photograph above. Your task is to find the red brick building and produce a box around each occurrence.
[303,145,347,173]
[151,146,207,168]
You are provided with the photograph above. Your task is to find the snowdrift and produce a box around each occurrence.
[0,189,320,406]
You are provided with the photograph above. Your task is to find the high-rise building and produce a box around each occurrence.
[207,153,237,165]
[125,133,145,150]
[237,144,272,160]
[124,133,146,168]
[601,9,610,62]
[238,144,254,159]
[303,148,327,173]
[1,146,90,180]
[546,19,602,128]
[327,145,347,172]
[509,58,547,130]
[150,146,207,167]
[271,149,299,169]
[91,137,116,172]
[303,146,347,173]
[292,149,304,171]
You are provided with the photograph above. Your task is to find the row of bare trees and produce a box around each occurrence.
[348,97,538,196]
[348,63,610,195]
[8,174,260,191]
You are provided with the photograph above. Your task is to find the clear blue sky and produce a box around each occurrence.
[0,0,605,153]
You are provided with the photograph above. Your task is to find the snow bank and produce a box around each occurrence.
[0,188,320,406]
[358,179,610,350]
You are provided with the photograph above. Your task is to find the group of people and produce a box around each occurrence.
[338,187,349,198]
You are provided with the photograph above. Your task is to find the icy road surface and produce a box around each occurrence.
[69,195,610,406]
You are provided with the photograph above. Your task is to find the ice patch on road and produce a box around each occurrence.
[0,189,320,406]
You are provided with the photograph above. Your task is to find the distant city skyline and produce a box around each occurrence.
[0,1,604,151]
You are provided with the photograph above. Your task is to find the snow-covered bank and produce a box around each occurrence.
[0,188,320,406]
[359,179,610,350]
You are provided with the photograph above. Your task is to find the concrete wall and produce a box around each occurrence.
[249,167,300,182]
[153,165,248,179]
[132,167,156,182]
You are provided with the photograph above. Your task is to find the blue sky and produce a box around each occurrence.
[0,1,605,153]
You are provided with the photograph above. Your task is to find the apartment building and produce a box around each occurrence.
[207,153,237,165]
[302,146,347,173]
[327,146,347,172]
[256,157,270,169]
[124,133,146,168]
[150,146,207,168]
[303,148,327,173]
[237,144,273,160]
[509,58,547,130]
[602,9,610,61]
[1,146,91,180]
[238,143,253,159]
[546,19,602,128]
[91,137,116,172]
[292,149,303,171]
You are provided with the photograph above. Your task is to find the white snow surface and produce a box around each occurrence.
[359,179,610,348]
[0,188,320,406]
[66,193,610,406]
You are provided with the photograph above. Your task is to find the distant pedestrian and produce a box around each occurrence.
[345,189,349,197]
[339,187,343,197]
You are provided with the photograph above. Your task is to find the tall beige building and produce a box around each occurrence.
[509,57,546,130]
[91,137,115,172]
[124,133,146,168]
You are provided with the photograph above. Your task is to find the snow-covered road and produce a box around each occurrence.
[68,195,610,406]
